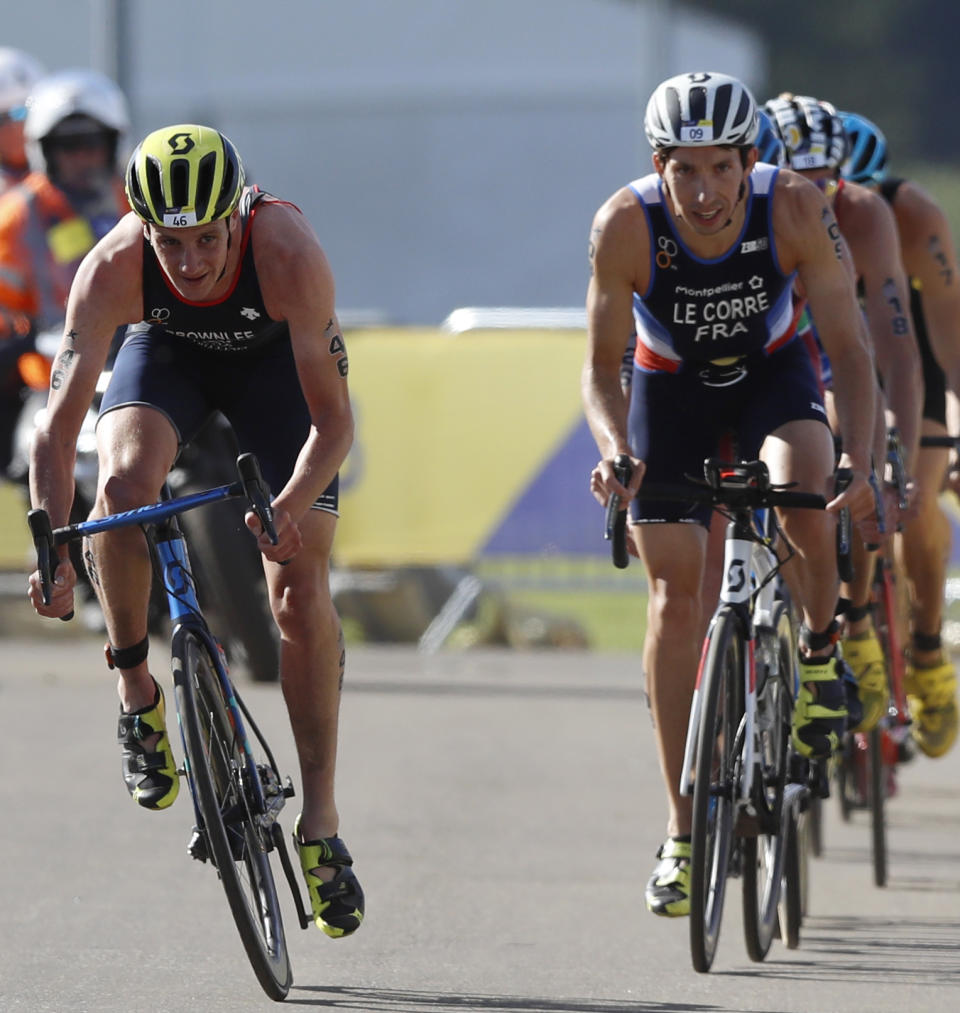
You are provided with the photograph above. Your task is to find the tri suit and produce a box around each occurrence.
[626,162,826,525]
[99,187,338,513]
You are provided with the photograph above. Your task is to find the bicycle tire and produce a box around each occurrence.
[868,725,888,887]
[778,806,802,949]
[173,627,292,1000]
[742,602,793,961]
[690,607,742,973]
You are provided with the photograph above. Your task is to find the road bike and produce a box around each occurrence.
[28,454,312,1001]
[835,429,912,888]
[606,456,844,971]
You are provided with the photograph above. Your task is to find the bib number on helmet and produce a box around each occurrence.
[680,122,713,143]
[163,211,198,227]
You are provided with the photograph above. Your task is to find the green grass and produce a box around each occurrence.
[474,555,648,653]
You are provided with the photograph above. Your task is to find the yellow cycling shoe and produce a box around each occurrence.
[117,680,179,810]
[905,659,958,758]
[645,837,691,917]
[842,629,890,733]
[293,815,365,937]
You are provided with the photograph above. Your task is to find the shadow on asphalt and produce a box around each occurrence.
[289,987,723,1011]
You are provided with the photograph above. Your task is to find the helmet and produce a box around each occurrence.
[125,124,245,227]
[0,47,45,114]
[839,110,888,184]
[644,71,759,149]
[754,109,785,166]
[763,94,848,172]
[24,69,129,172]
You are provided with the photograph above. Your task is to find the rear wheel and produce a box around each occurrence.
[173,627,292,1000]
[868,726,888,887]
[690,608,743,973]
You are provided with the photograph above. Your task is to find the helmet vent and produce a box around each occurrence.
[170,158,190,210]
[709,85,729,131]
[194,151,218,221]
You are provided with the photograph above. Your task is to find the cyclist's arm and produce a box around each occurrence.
[842,186,922,473]
[583,190,646,503]
[254,203,354,525]
[775,172,876,519]
[29,217,143,535]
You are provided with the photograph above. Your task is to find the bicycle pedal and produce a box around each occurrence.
[282,776,296,799]
[187,826,209,863]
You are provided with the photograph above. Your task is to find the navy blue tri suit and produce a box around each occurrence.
[99,187,338,514]
[626,162,826,526]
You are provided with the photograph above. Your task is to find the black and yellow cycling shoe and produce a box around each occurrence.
[792,653,850,760]
[645,837,691,917]
[293,815,364,938]
[117,680,179,810]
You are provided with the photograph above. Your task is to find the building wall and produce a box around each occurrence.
[6,0,764,323]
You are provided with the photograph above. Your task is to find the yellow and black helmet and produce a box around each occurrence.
[125,123,244,227]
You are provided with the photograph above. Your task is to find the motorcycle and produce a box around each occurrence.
[8,330,280,682]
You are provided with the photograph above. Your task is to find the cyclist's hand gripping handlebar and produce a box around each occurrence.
[237,453,289,565]
[27,508,73,621]
[604,454,633,570]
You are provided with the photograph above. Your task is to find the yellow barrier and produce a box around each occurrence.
[335,328,588,566]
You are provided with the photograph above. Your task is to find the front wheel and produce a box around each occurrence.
[742,604,793,961]
[689,608,743,973]
[173,627,292,1000]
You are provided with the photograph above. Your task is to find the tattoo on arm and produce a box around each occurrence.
[822,211,844,261]
[50,348,76,391]
[588,227,601,273]
[881,278,910,336]
[928,234,954,285]
[324,317,349,378]
[337,624,345,691]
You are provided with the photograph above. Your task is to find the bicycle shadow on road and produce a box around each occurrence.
[290,986,724,1012]
[711,914,960,987]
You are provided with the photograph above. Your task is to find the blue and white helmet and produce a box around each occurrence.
[839,111,888,184]
[644,71,759,149]
[754,109,786,166]
[763,93,848,172]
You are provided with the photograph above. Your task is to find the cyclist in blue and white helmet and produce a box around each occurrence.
[587,70,878,920]
[839,111,888,185]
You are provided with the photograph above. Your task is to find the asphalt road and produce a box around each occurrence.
[2,629,959,1012]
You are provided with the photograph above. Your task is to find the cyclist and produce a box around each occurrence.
[584,71,876,917]
[0,47,46,473]
[841,109,960,758]
[26,123,364,939]
[764,93,924,735]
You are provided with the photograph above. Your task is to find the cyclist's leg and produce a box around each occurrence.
[901,421,951,650]
[634,522,708,840]
[262,507,364,935]
[92,404,178,710]
[900,419,957,755]
[761,419,854,755]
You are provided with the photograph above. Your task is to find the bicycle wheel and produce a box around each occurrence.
[868,726,888,887]
[173,627,292,1000]
[690,607,743,973]
[778,804,803,949]
[742,603,793,961]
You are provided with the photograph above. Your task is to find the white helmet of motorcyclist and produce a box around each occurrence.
[25,68,129,174]
[0,47,45,115]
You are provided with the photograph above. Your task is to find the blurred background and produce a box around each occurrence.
[4,0,960,653]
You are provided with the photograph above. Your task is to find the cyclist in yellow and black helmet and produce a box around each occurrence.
[125,123,244,227]
[27,122,364,940]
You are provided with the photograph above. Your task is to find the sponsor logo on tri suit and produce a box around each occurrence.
[672,274,770,343]
[740,237,769,254]
[240,306,260,320]
[147,307,171,325]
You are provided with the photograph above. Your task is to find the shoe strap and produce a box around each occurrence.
[798,656,839,682]
[658,837,691,861]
